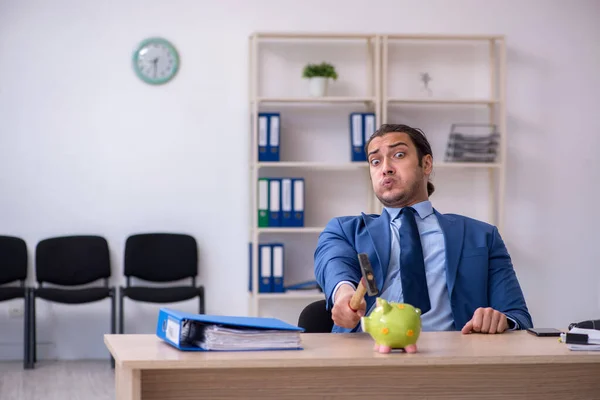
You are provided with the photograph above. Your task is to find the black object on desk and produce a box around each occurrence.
[526,328,562,337]
[568,319,600,331]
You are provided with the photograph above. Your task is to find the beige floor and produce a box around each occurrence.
[0,360,114,400]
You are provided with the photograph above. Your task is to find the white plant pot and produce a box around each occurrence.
[308,77,328,97]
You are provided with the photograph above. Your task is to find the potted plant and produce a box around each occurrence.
[302,62,338,97]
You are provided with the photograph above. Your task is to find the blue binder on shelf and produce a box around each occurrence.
[281,178,293,227]
[291,178,305,227]
[350,112,366,162]
[156,308,304,352]
[258,112,280,162]
[257,113,269,162]
[349,112,376,162]
[271,243,285,293]
[248,242,252,291]
[363,112,376,148]
[258,244,272,293]
[268,178,281,226]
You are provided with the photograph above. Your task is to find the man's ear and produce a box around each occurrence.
[422,154,433,175]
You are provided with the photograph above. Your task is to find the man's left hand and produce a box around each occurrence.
[461,307,508,334]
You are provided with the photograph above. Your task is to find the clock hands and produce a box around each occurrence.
[151,57,159,78]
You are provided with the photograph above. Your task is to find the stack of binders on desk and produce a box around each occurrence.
[156,308,304,351]
[257,177,304,227]
[248,242,285,293]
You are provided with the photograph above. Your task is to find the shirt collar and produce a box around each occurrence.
[384,200,434,221]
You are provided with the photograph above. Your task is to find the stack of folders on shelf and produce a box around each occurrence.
[248,243,285,293]
[257,177,304,227]
[349,112,376,162]
[258,112,280,162]
[156,308,304,351]
[444,123,500,163]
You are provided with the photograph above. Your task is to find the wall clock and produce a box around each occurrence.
[132,37,180,85]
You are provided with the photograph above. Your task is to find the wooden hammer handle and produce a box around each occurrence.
[349,278,367,311]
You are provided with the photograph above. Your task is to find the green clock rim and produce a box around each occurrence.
[132,37,180,85]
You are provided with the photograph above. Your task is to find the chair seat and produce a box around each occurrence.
[122,286,202,303]
[298,299,333,333]
[35,287,112,304]
[0,287,26,301]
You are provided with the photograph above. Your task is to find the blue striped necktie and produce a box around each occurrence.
[398,207,431,314]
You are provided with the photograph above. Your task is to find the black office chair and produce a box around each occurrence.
[31,235,116,368]
[0,235,31,369]
[298,299,333,333]
[119,233,205,334]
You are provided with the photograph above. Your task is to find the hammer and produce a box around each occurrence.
[349,253,379,311]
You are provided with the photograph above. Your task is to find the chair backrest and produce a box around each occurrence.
[124,233,198,283]
[298,299,334,333]
[35,235,110,285]
[0,235,28,285]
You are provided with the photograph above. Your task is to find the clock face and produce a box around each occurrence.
[133,38,179,85]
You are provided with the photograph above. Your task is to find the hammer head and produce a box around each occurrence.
[357,253,379,296]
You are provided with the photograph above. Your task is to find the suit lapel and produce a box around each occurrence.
[435,210,464,297]
[362,210,391,289]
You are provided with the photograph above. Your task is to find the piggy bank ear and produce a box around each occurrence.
[415,308,421,316]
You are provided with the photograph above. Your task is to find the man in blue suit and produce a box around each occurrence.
[314,124,532,352]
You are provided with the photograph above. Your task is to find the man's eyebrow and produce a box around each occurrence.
[367,148,379,158]
[389,141,409,149]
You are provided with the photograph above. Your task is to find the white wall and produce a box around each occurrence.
[0,0,598,360]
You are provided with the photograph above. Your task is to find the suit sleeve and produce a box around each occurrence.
[314,218,361,309]
[488,227,533,329]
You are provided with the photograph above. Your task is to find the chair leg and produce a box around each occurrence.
[30,291,36,366]
[118,288,124,334]
[23,289,32,369]
[199,286,205,314]
[110,289,116,369]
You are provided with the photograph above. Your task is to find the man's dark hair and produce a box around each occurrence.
[365,124,435,196]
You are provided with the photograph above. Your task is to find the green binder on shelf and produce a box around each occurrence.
[258,178,269,227]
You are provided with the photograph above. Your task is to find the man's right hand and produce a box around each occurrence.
[331,284,366,329]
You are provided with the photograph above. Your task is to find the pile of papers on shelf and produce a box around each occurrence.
[157,308,304,352]
[444,123,500,163]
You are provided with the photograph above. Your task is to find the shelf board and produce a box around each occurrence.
[254,162,499,169]
[385,33,504,41]
[256,162,368,170]
[255,227,324,234]
[257,96,376,104]
[252,32,376,40]
[387,98,499,105]
[254,292,325,300]
[435,162,502,169]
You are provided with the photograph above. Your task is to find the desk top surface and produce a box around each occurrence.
[104,331,600,369]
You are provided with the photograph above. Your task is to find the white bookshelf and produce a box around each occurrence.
[248,32,506,323]
[381,34,506,230]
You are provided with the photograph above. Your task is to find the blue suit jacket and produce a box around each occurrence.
[314,209,533,333]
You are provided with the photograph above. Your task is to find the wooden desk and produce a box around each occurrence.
[105,331,600,400]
